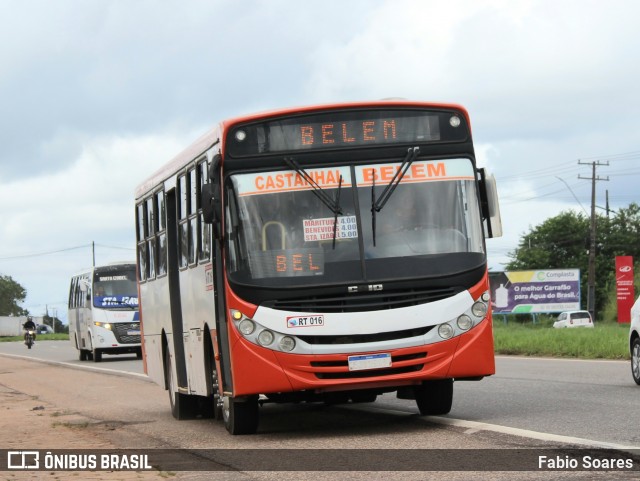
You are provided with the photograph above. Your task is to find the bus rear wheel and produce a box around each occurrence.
[222,395,259,435]
[164,348,195,420]
[415,379,453,415]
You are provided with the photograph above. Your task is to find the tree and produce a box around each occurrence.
[506,203,640,319]
[0,274,28,316]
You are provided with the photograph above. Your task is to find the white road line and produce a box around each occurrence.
[496,355,629,364]
[427,416,640,451]
[0,352,149,380]
[357,405,640,451]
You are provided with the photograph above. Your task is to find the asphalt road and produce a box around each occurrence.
[1,340,639,450]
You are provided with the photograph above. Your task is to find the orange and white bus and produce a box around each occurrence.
[135,100,502,434]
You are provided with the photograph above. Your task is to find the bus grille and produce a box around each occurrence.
[112,323,141,344]
[265,286,461,313]
[297,326,434,345]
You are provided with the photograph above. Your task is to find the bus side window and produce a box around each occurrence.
[136,203,147,282]
[188,167,197,266]
[197,160,211,263]
[146,197,156,279]
[178,174,189,268]
[156,190,167,276]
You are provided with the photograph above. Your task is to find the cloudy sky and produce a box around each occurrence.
[1,0,639,323]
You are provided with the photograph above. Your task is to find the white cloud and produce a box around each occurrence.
[0,129,200,319]
[1,0,639,320]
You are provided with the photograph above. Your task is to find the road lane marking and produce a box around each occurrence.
[0,352,149,380]
[355,405,640,451]
[496,355,629,364]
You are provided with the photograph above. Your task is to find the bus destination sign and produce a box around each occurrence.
[228,109,468,156]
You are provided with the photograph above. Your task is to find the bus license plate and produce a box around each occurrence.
[127,330,140,335]
[348,353,391,371]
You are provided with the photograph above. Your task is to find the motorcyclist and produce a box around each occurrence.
[23,316,37,343]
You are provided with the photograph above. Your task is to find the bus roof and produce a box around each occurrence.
[70,261,136,277]
[134,100,469,199]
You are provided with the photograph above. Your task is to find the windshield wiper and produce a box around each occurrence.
[284,157,343,216]
[284,157,344,250]
[371,146,420,246]
[331,174,343,250]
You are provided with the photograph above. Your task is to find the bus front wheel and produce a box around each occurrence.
[415,379,453,415]
[222,395,259,435]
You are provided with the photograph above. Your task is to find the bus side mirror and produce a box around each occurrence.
[79,279,90,292]
[478,169,503,238]
[201,183,222,239]
[202,152,222,239]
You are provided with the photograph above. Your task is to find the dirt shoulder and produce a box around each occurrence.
[0,355,179,480]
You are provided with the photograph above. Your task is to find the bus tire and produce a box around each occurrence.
[222,395,259,435]
[78,349,87,361]
[93,349,102,362]
[415,379,453,415]
[205,343,223,420]
[164,348,195,420]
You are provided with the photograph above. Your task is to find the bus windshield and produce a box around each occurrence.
[92,265,138,309]
[226,158,484,288]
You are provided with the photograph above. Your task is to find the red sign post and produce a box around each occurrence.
[615,256,635,323]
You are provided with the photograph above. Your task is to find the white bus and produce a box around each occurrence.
[68,262,141,362]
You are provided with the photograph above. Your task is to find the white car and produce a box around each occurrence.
[553,310,594,328]
[36,324,53,334]
[630,297,640,385]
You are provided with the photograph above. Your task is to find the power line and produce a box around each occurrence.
[0,244,91,261]
[0,242,134,261]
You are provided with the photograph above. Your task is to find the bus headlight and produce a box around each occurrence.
[472,301,488,318]
[457,315,473,331]
[238,319,255,335]
[94,321,112,330]
[279,336,296,352]
[257,330,275,346]
[438,323,454,339]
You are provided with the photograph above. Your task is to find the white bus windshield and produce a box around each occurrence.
[226,158,484,286]
[92,265,138,309]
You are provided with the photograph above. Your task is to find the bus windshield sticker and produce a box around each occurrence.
[286,315,325,328]
[248,248,325,278]
[94,296,139,307]
[355,158,474,187]
[303,215,358,242]
[234,166,351,197]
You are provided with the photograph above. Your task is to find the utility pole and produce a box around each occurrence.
[92,241,96,267]
[578,160,609,321]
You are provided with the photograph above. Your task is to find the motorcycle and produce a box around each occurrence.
[24,330,35,349]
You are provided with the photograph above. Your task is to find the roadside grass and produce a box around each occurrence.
[493,319,630,360]
[0,324,630,360]
[0,333,69,342]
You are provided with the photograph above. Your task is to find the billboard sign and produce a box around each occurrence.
[615,256,635,323]
[489,269,581,314]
